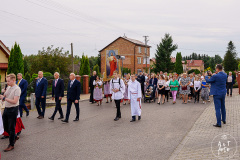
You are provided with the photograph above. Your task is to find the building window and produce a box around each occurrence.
[143,57,150,64]
[137,57,141,64]
[138,47,141,53]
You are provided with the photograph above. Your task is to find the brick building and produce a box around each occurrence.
[182,60,204,73]
[0,40,10,82]
[99,36,151,78]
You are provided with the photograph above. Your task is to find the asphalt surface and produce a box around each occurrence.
[0,98,209,160]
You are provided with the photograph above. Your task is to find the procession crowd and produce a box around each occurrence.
[0,64,235,152]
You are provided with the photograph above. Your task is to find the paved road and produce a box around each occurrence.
[170,94,240,160]
[0,98,208,160]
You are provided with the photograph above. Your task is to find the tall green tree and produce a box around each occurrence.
[24,46,71,77]
[223,41,238,71]
[79,54,86,76]
[175,52,183,74]
[7,42,24,76]
[214,55,223,65]
[154,33,178,72]
[82,56,90,76]
[93,64,100,77]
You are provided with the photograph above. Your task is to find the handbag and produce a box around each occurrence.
[182,86,187,90]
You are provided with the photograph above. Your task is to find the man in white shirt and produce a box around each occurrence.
[110,71,125,121]
[128,74,142,122]
[0,74,21,152]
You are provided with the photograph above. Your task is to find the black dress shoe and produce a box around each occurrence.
[213,124,221,128]
[118,115,121,118]
[61,119,69,123]
[73,118,79,122]
[38,116,44,119]
[58,117,64,120]
[222,120,226,124]
[114,117,119,121]
[48,117,54,120]
[130,119,136,122]
[138,116,141,120]
[1,136,9,139]
[26,111,29,117]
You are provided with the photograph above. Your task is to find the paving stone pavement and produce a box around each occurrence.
[0,95,208,160]
[169,93,240,160]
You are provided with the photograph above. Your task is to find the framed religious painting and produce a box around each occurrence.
[103,49,121,81]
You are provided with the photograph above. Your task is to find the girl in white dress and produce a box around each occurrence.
[93,76,103,106]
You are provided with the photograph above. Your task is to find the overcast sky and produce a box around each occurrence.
[1,0,240,58]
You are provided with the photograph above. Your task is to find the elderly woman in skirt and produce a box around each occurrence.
[93,76,103,106]
[201,76,210,104]
[180,73,191,104]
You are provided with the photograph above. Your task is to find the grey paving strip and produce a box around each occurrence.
[169,94,240,160]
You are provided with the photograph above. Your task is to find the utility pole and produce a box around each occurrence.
[71,43,74,73]
[143,36,149,73]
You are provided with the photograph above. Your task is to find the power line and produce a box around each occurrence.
[23,0,142,36]
[0,10,88,37]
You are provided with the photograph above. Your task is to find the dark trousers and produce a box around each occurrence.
[51,97,64,118]
[165,90,170,101]
[90,87,94,102]
[141,84,144,97]
[65,99,80,120]
[19,96,29,117]
[35,97,46,117]
[213,94,226,125]
[3,106,18,146]
[195,89,200,102]
[115,100,121,117]
[226,82,233,95]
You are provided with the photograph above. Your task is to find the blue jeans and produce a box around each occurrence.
[213,94,226,125]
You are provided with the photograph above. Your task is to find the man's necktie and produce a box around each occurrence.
[55,80,57,87]
[37,79,40,86]
[17,81,20,86]
[70,81,73,88]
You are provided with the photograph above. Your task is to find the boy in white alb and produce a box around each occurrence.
[128,74,142,122]
[110,71,125,121]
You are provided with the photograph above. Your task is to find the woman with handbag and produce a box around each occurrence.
[180,73,191,104]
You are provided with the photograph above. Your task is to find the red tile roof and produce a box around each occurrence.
[0,63,8,69]
[99,36,151,52]
[151,57,176,63]
[171,57,176,63]
[0,40,10,58]
[186,60,204,67]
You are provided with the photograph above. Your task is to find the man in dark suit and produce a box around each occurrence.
[17,73,29,117]
[62,73,81,123]
[35,71,48,119]
[89,71,96,103]
[205,64,227,128]
[49,72,64,120]
[137,71,145,97]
